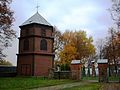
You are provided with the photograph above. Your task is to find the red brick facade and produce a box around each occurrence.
[70,64,82,80]
[17,24,54,76]
[98,63,108,82]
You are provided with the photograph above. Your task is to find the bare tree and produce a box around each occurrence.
[0,0,16,60]
[96,39,105,59]
[110,0,120,30]
[53,26,63,61]
[103,28,118,76]
[105,0,120,76]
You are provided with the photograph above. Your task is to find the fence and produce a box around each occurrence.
[0,66,17,77]
[54,71,71,79]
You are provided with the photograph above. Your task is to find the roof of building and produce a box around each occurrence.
[97,59,108,63]
[71,60,81,64]
[91,61,95,63]
[20,12,52,27]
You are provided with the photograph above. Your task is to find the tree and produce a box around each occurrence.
[0,59,12,66]
[96,39,105,59]
[59,30,96,65]
[73,31,95,63]
[0,0,16,60]
[110,0,120,30]
[99,0,120,76]
[59,44,77,65]
[109,28,118,76]
[53,26,63,61]
[102,28,120,76]
[109,0,120,60]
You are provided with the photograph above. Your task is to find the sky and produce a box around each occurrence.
[5,0,113,66]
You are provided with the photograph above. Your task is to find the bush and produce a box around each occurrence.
[60,64,70,71]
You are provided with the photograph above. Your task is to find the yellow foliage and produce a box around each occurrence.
[59,44,77,64]
[59,30,96,64]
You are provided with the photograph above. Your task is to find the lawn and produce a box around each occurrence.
[109,76,120,81]
[0,77,119,90]
[0,77,76,90]
[82,76,98,80]
[82,76,120,82]
[62,82,101,90]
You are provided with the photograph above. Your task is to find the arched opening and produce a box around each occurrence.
[40,39,47,50]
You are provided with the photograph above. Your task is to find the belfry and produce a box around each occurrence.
[17,12,54,76]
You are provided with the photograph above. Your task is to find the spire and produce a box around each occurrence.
[20,12,52,27]
[20,0,52,27]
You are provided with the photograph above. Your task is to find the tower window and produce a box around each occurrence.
[41,29,46,36]
[40,39,47,50]
[23,39,29,51]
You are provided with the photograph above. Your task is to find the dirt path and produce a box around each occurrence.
[31,81,120,90]
[100,83,120,90]
[32,81,89,90]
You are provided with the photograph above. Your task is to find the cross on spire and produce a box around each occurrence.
[36,5,40,12]
[36,0,40,12]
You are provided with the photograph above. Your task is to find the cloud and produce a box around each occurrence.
[50,0,112,37]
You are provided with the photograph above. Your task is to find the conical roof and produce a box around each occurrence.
[20,12,52,26]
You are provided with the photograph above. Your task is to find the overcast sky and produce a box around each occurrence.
[5,0,113,65]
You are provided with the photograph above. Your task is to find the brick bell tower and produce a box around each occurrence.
[17,12,54,76]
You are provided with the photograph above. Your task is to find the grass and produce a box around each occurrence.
[62,83,101,90]
[82,76,120,81]
[82,76,98,80]
[0,77,76,90]
[109,76,120,81]
[0,76,119,90]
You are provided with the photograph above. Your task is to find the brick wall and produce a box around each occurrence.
[70,64,82,80]
[98,63,108,82]
[34,55,53,76]
[17,55,33,76]
[17,24,54,76]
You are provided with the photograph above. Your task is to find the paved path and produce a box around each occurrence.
[32,81,89,90]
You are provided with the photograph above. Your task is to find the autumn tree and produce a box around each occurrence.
[0,0,16,60]
[116,33,120,58]
[59,30,95,65]
[73,31,95,62]
[59,44,77,64]
[110,0,120,60]
[110,0,120,55]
